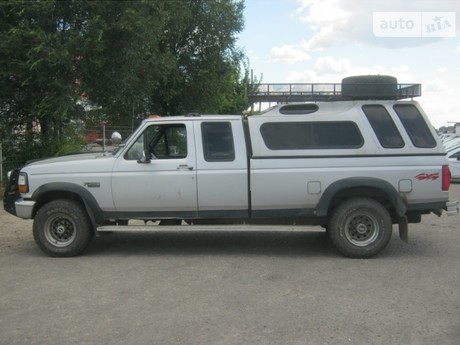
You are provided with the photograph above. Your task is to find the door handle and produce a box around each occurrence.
[177,165,194,171]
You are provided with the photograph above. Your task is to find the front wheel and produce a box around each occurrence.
[328,198,393,258]
[33,200,94,257]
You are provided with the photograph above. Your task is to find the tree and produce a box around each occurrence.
[0,0,248,169]
[81,0,247,118]
[151,0,246,115]
[0,1,88,166]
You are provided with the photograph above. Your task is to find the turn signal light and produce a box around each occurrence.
[18,173,29,193]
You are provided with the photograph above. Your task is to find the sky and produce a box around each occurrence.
[237,0,460,129]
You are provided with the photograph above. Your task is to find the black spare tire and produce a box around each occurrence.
[341,75,398,99]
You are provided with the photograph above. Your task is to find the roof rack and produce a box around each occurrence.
[248,76,421,103]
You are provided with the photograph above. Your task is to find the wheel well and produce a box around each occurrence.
[31,182,104,226]
[317,177,406,221]
[33,191,86,218]
[327,187,396,220]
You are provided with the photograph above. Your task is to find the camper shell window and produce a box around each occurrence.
[279,104,319,115]
[260,121,363,150]
[393,104,436,148]
[362,105,405,148]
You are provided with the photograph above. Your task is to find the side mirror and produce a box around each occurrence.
[111,131,122,145]
[137,150,151,164]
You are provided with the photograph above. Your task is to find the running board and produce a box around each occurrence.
[96,224,319,233]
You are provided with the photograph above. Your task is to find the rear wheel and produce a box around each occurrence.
[328,198,392,258]
[33,199,94,257]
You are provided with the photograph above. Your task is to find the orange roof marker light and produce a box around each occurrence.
[148,114,161,119]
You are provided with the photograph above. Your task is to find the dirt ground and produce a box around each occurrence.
[0,198,33,253]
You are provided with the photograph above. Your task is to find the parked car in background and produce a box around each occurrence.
[444,137,460,152]
[440,133,457,143]
[447,146,460,182]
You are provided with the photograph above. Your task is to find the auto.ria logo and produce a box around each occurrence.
[373,12,456,37]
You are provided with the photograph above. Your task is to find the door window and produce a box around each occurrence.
[125,124,187,160]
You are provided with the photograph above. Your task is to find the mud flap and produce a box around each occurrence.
[398,216,409,243]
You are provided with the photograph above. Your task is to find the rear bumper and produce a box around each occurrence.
[446,200,459,216]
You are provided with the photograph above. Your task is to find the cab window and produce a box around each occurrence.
[201,122,235,162]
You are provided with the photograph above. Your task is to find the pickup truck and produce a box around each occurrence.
[3,92,459,258]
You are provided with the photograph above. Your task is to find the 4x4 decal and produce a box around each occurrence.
[415,172,439,181]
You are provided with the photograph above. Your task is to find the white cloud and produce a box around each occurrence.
[297,0,353,51]
[314,56,352,75]
[423,78,449,92]
[297,0,350,28]
[271,45,311,64]
[295,0,459,50]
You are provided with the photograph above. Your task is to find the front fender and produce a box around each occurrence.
[31,182,104,226]
[316,177,407,217]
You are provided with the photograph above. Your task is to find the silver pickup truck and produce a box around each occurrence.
[3,80,459,258]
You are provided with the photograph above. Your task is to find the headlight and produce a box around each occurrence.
[7,170,12,179]
[18,172,29,193]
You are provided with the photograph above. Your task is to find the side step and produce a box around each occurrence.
[96,224,319,233]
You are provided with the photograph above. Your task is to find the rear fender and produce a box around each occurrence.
[316,177,407,217]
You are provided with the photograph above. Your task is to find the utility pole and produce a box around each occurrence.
[100,122,108,153]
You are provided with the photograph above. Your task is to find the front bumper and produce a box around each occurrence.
[446,200,459,216]
[15,200,36,219]
[3,168,20,216]
[2,168,34,218]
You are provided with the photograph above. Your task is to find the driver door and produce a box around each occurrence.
[111,121,198,218]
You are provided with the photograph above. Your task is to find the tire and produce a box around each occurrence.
[33,199,94,257]
[341,75,397,99]
[328,198,392,258]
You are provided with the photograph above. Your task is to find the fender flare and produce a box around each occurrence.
[31,182,104,226]
[316,177,407,217]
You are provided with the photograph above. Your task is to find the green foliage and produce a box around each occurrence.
[0,0,249,166]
